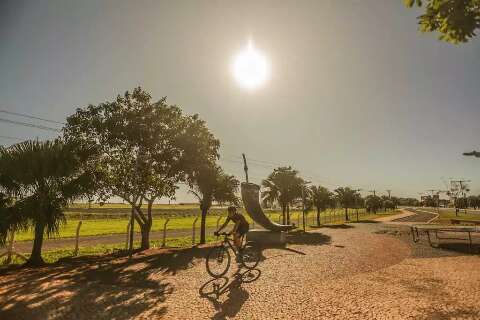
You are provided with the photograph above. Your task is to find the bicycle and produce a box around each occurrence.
[206,232,261,278]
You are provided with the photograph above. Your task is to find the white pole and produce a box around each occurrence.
[74,221,82,256]
[192,217,199,246]
[162,218,170,247]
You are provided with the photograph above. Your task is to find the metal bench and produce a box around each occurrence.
[411,224,479,253]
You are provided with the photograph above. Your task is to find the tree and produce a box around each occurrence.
[365,195,382,214]
[64,87,219,250]
[261,167,303,225]
[334,187,359,221]
[309,185,333,226]
[0,140,96,266]
[468,195,480,209]
[404,0,480,44]
[188,164,239,244]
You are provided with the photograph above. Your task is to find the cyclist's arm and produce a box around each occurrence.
[232,221,241,233]
[217,217,230,233]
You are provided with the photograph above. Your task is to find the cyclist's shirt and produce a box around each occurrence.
[226,213,249,227]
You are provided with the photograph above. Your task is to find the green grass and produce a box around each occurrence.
[418,207,480,224]
[2,208,401,265]
[13,208,394,242]
[1,235,218,265]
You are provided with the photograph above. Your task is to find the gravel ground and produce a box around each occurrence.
[1,223,479,320]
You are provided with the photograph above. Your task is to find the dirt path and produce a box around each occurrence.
[392,208,437,223]
[1,223,479,319]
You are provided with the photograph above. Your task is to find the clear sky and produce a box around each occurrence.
[1,0,479,201]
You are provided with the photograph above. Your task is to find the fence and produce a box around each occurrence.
[0,207,375,265]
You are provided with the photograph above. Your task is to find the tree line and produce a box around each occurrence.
[0,88,239,266]
[0,87,413,267]
[260,166,406,228]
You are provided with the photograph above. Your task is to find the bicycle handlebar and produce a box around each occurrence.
[215,232,231,236]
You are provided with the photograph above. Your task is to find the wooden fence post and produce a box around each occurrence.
[162,219,170,247]
[74,221,82,256]
[192,217,199,246]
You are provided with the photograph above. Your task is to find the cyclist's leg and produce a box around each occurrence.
[233,232,242,250]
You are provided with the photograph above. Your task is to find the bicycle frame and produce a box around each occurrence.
[217,233,246,256]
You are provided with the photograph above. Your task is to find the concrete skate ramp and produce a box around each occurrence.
[241,182,296,231]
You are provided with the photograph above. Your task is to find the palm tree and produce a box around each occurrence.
[0,140,96,266]
[189,164,239,244]
[261,167,303,225]
[310,185,333,226]
[365,195,382,214]
[334,187,358,221]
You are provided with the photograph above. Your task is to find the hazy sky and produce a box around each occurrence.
[1,0,479,201]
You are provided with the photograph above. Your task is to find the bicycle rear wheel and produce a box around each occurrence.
[240,244,261,270]
[206,245,231,278]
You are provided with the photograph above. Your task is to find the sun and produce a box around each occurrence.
[232,40,270,90]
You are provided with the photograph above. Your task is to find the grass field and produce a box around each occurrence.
[0,235,218,265]
[418,207,480,224]
[13,207,391,242]
[3,209,400,265]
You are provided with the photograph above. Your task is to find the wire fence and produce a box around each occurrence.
[0,207,382,265]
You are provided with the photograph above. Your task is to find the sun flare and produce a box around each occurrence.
[232,40,270,90]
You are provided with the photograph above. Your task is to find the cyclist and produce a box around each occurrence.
[215,206,249,252]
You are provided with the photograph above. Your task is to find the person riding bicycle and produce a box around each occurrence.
[215,206,249,252]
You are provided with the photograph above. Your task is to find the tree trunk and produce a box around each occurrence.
[344,207,349,221]
[286,205,290,225]
[140,223,150,250]
[26,222,45,266]
[316,207,321,226]
[200,206,208,244]
[282,205,286,225]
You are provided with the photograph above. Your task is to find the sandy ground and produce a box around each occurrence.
[0,223,479,320]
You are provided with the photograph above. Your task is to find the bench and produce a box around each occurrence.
[450,219,480,226]
[411,224,479,253]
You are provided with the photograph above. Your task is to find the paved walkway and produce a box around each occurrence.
[1,223,479,319]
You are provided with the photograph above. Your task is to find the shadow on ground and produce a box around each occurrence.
[199,268,261,320]
[0,246,216,319]
[286,230,332,245]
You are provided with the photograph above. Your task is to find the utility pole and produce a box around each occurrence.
[386,190,392,199]
[242,153,249,183]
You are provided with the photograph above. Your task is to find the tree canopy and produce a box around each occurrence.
[64,87,220,249]
[188,164,239,244]
[262,166,304,224]
[404,0,480,44]
[0,139,96,265]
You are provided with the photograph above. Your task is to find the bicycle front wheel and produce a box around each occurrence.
[206,245,231,278]
[240,244,261,270]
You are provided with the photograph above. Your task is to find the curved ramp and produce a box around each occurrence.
[241,182,296,231]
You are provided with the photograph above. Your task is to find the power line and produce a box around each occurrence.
[0,109,65,125]
[0,135,24,141]
[0,117,61,132]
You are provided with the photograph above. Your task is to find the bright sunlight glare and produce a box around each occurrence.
[232,40,270,90]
